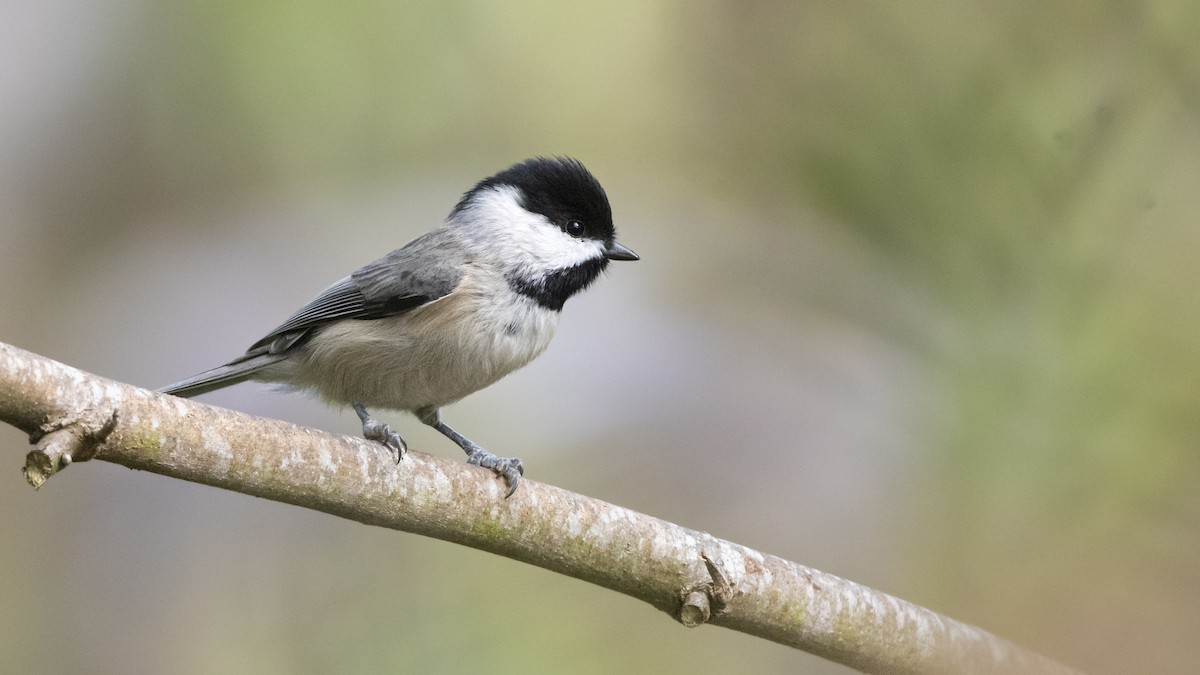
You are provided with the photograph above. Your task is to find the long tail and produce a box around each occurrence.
[159,351,287,398]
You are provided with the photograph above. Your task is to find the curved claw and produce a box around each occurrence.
[378,430,406,463]
[467,449,525,498]
[354,404,406,463]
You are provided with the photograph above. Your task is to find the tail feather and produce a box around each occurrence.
[160,352,287,398]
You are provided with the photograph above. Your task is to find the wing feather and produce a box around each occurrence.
[247,231,466,352]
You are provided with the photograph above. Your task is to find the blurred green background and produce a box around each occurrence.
[3,1,1199,673]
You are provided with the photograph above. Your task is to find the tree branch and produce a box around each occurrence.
[0,341,1079,675]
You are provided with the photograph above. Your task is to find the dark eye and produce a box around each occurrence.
[564,219,586,237]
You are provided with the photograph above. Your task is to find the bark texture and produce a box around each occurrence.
[0,341,1080,675]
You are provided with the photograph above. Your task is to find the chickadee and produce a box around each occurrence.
[161,157,638,497]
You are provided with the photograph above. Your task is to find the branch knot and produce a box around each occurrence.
[679,551,734,627]
[23,409,119,489]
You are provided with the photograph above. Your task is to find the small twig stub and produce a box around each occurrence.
[679,552,734,627]
[22,409,118,488]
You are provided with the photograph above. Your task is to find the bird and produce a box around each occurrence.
[160,157,638,497]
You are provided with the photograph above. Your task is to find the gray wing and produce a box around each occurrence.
[248,230,467,353]
[162,230,465,398]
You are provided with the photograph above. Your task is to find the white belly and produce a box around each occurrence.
[270,276,558,411]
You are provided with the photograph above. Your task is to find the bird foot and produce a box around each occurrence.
[466,448,525,498]
[353,404,406,463]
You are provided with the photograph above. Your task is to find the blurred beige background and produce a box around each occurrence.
[3,2,1199,673]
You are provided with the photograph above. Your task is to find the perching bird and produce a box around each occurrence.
[161,157,638,497]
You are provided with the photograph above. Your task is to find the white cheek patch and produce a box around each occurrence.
[461,186,606,272]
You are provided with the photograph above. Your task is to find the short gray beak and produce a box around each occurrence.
[604,240,639,261]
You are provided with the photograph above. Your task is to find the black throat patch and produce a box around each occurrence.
[506,258,609,311]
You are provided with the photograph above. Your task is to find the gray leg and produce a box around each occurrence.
[354,403,406,463]
[417,407,524,498]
